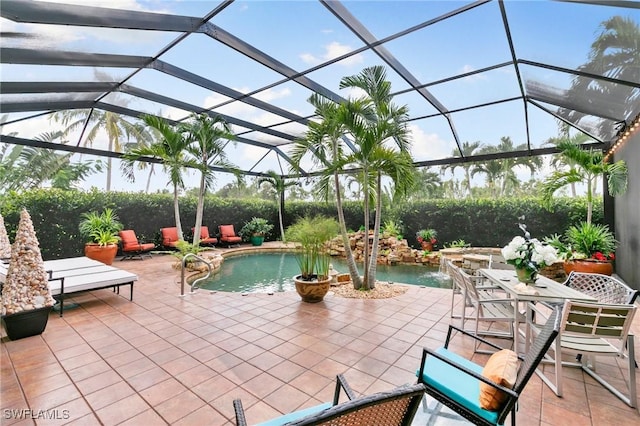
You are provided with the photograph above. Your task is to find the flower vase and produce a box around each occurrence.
[515,267,538,286]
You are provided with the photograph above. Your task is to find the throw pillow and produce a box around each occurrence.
[479,349,519,411]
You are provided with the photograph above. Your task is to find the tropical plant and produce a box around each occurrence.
[441,140,482,198]
[257,170,299,241]
[171,240,206,264]
[285,216,339,281]
[416,228,437,242]
[291,92,363,288]
[52,71,150,191]
[239,217,274,239]
[78,208,122,246]
[183,113,238,246]
[382,219,403,238]
[560,16,640,139]
[338,66,415,290]
[540,140,627,224]
[446,239,471,248]
[565,222,617,260]
[123,114,196,241]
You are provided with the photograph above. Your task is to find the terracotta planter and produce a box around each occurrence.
[563,260,613,276]
[293,274,331,303]
[84,243,118,265]
[2,306,52,340]
[421,241,434,251]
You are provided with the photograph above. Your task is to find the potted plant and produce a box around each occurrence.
[285,216,339,303]
[239,217,274,246]
[416,228,437,252]
[78,208,123,265]
[502,223,559,286]
[546,221,617,276]
[1,209,56,340]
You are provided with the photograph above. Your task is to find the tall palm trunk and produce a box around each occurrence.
[366,171,383,289]
[173,184,184,240]
[361,168,371,289]
[334,171,362,289]
[193,174,206,245]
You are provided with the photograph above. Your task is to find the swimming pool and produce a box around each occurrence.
[199,252,452,293]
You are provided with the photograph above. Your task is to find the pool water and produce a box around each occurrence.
[199,252,452,293]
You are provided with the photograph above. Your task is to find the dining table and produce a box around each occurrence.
[478,268,597,352]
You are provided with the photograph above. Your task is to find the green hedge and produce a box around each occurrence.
[0,189,599,260]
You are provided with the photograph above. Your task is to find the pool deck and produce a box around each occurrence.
[2,243,639,425]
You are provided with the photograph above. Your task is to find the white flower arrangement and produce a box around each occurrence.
[501,235,559,274]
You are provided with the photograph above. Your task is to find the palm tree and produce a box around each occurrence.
[440,140,482,198]
[493,137,542,196]
[123,115,195,240]
[183,113,237,246]
[338,65,415,290]
[561,16,639,138]
[291,93,365,289]
[0,131,102,192]
[540,140,627,224]
[257,170,299,242]
[545,123,593,197]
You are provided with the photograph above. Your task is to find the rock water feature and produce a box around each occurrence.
[327,231,441,267]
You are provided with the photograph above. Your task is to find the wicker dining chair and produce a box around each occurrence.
[417,306,561,426]
[233,374,425,426]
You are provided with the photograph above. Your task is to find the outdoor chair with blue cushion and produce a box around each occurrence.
[417,306,561,426]
[233,374,425,426]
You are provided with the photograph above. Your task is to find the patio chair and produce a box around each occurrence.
[191,226,218,246]
[563,271,638,304]
[160,227,180,249]
[527,300,637,408]
[218,224,241,247]
[455,264,520,346]
[417,306,561,426]
[233,374,425,426]
[119,230,154,260]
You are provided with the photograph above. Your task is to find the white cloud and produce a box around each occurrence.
[300,41,363,67]
[459,65,487,82]
[408,124,451,161]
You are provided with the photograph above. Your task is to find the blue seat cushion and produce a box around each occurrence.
[417,347,501,425]
[255,402,332,426]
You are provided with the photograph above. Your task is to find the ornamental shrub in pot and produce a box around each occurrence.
[1,209,56,340]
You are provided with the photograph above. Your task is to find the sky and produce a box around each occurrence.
[1,0,637,194]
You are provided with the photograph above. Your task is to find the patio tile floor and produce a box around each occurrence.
[2,248,639,425]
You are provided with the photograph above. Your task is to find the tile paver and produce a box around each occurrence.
[2,245,639,425]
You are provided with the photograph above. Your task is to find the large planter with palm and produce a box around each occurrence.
[79,208,122,265]
[286,216,339,303]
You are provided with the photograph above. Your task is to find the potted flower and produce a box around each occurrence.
[546,221,617,276]
[285,216,339,303]
[239,217,274,246]
[502,223,559,285]
[78,208,123,265]
[1,209,56,340]
[416,228,437,252]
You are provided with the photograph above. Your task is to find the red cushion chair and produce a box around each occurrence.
[119,230,155,260]
[191,226,218,246]
[160,227,180,249]
[218,224,242,247]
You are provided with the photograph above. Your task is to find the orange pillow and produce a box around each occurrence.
[479,349,519,411]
